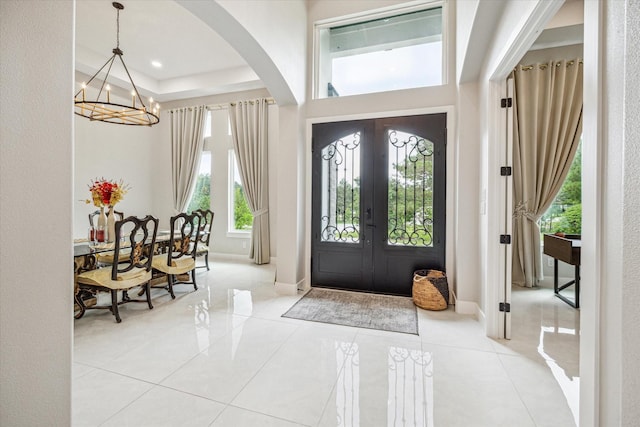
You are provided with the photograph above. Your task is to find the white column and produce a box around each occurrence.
[275,105,306,293]
[0,1,74,425]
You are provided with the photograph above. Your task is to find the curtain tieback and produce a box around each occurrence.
[513,200,537,222]
[253,208,269,217]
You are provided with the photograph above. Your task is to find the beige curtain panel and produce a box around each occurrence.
[512,59,583,287]
[170,105,207,213]
[229,99,270,265]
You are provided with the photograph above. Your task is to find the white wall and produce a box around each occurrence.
[0,2,73,425]
[456,0,479,83]
[73,105,159,238]
[595,1,640,423]
[616,0,640,419]
[178,0,306,106]
[217,0,307,105]
[454,81,481,304]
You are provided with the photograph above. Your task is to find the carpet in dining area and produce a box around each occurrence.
[282,287,419,335]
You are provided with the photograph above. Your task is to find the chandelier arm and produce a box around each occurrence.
[115,54,148,110]
[74,53,117,98]
[96,55,117,101]
[89,55,117,121]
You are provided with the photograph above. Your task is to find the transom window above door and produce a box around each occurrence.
[314,2,445,99]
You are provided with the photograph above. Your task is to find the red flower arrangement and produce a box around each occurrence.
[86,178,130,207]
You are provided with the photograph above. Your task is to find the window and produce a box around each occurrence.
[228,150,252,233]
[186,112,212,213]
[540,140,582,235]
[186,150,211,214]
[204,111,212,138]
[315,3,444,98]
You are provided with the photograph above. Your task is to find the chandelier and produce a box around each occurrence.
[74,2,159,126]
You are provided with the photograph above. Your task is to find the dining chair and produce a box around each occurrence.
[193,209,214,270]
[151,212,201,299]
[75,215,159,323]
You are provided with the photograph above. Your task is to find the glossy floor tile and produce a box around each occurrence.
[73,259,579,426]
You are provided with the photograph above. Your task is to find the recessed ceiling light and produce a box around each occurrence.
[151,60,162,68]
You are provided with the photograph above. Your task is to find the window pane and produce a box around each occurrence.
[332,42,442,96]
[229,151,253,231]
[187,151,211,213]
[317,6,443,98]
[387,130,434,247]
[540,141,582,235]
[320,132,361,243]
[204,111,212,138]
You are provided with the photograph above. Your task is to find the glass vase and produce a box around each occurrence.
[97,206,107,242]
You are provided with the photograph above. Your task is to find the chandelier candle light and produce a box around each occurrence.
[74,2,160,126]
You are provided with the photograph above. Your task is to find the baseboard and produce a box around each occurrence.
[297,278,310,292]
[455,299,481,318]
[209,253,277,265]
[274,280,300,295]
[476,306,486,328]
[210,252,252,262]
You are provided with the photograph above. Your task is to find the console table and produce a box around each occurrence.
[543,233,581,308]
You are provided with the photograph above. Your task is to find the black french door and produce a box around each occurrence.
[311,114,446,296]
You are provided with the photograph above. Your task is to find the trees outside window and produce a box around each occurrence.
[233,181,252,230]
[540,142,582,235]
[187,151,211,214]
[229,150,253,231]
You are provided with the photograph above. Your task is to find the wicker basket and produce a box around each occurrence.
[412,269,449,310]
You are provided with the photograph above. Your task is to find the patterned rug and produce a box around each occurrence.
[282,287,418,335]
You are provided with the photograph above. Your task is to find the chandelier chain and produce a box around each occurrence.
[116,7,120,49]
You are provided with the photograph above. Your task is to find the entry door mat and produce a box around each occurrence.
[282,287,419,335]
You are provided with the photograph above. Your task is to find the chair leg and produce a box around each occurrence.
[74,290,86,319]
[204,253,210,271]
[192,268,198,291]
[145,283,153,309]
[167,274,176,299]
[111,289,121,323]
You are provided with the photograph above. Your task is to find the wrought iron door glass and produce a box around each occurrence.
[387,129,434,247]
[320,132,361,243]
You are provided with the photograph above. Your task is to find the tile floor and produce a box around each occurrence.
[73,259,580,427]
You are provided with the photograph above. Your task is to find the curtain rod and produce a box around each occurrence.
[207,97,276,110]
[167,98,276,113]
[517,59,583,72]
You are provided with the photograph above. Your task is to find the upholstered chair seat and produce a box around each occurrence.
[152,253,195,275]
[77,266,151,290]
